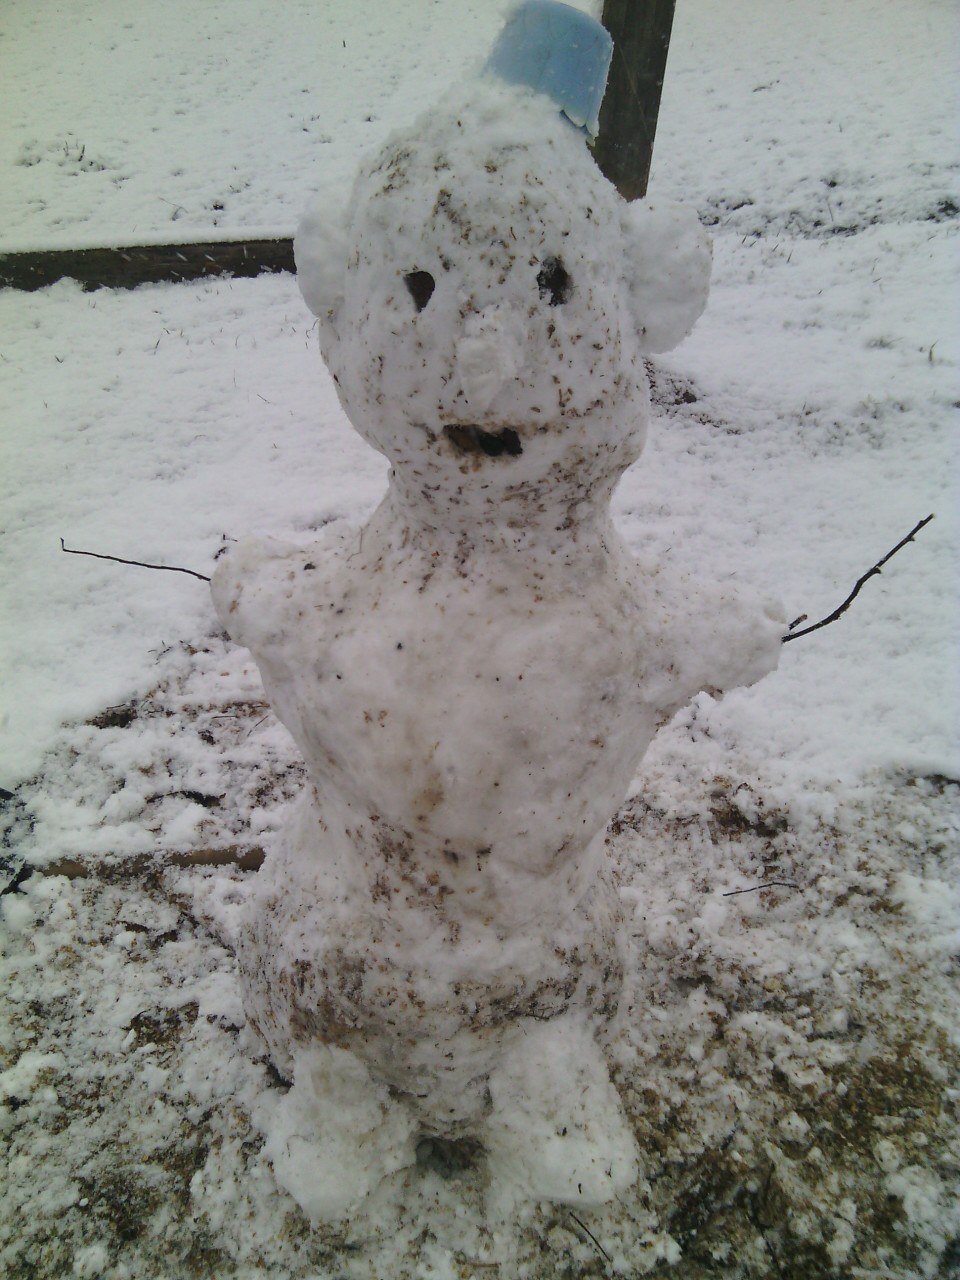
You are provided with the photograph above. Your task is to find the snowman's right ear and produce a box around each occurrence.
[294,190,349,354]
[620,199,712,355]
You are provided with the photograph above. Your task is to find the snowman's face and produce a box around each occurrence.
[296,82,710,494]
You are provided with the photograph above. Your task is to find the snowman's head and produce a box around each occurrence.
[296,76,710,512]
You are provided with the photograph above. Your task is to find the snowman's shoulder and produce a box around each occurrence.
[628,557,785,705]
[211,527,351,655]
[629,556,776,635]
[617,554,692,633]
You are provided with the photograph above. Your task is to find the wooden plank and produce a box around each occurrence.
[594,0,677,201]
[0,237,295,292]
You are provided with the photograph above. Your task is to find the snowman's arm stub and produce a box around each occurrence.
[211,535,328,662]
[696,580,785,693]
[643,575,785,719]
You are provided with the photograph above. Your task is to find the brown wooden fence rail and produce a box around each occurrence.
[0,238,295,292]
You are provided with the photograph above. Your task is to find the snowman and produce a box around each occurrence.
[212,1,783,1221]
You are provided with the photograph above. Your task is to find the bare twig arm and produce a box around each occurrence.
[567,1212,612,1263]
[722,881,800,897]
[59,537,211,582]
[782,514,934,644]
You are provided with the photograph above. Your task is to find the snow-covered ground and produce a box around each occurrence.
[1,2,958,1277]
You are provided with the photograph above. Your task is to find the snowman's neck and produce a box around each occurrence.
[376,467,621,562]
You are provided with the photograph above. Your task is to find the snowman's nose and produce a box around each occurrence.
[454,305,524,412]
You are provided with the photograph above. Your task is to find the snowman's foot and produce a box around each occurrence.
[482,1014,639,1209]
[255,1042,417,1223]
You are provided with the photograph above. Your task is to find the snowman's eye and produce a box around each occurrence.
[404,270,436,312]
[537,256,571,306]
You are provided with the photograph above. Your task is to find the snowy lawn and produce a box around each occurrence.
[1,1,958,1277]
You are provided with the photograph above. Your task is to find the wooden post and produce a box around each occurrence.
[593,0,677,201]
[0,238,294,292]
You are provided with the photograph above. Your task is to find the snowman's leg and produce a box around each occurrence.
[255,1041,417,1223]
[482,1013,639,1208]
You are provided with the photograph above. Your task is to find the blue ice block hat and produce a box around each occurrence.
[485,0,613,139]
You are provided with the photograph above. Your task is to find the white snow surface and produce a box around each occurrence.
[1,1,959,1277]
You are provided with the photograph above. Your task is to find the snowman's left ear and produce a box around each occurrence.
[295,188,349,355]
[620,199,712,354]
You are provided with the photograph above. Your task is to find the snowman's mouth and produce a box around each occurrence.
[443,424,523,459]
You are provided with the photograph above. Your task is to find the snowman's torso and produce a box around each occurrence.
[217,497,780,1113]
[217,509,684,1111]
[220,511,675,923]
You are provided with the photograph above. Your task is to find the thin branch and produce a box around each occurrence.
[723,881,800,897]
[567,1212,612,1264]
[60,538,210,582]
[782,514,934,643]
[243,715,271,740]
